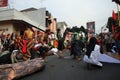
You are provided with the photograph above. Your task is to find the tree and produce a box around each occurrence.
[80,26,85,33]
[71,26,80,33]
[112,0,120,5]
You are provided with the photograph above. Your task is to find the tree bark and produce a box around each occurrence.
[0,58,45,80]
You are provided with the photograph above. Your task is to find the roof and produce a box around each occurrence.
[20,8,46,30]
[20,8,38,12]
[0,9,44,30]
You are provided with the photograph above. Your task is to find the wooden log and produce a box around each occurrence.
[0,58,45,80]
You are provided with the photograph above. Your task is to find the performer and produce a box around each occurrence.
[22,27,34,60]
[83,33,103,69]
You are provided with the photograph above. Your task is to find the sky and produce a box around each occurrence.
[8,0,117,33]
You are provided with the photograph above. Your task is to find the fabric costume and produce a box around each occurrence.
[83,37,103,67]
[22,40,27,54]
[21,39,34,60]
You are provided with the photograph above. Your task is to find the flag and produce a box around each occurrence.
[87,22,95,33]
[112,10,117,33]
[0,0,8,7]
[112,0,120,5]
[112,10,117,20]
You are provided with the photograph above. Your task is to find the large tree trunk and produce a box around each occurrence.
[0,58,45,80]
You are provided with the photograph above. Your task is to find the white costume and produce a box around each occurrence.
[83,44,120,66]
[83,44,103,67]
[50,48,58,56]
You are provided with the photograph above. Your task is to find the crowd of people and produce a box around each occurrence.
[0,26,120,70]
[83,27,120,69]
[0,26,64,64]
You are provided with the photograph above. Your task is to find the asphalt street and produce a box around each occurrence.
[19,50,120,80]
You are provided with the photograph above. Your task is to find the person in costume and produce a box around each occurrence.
[22,27,34,60]
[83,33,103,69]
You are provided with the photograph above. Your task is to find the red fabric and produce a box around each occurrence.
[112,11,117,33]
[54,40,58,48]
[112,10,117,20]
[22,40,28,54]
[114,27,120,41]
[112,24,115,33]
[0,0,8,7]
[34,47,38,51]
[114,31,119,41]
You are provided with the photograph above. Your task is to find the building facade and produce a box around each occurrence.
[0,8,57,35]
[57,22,68,37]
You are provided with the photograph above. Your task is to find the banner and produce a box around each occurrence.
[0,0,8,7]
[87,21,95,33]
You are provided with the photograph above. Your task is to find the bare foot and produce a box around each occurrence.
[76,57,82,61]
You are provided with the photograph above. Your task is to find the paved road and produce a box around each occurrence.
[19,50,120,80]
